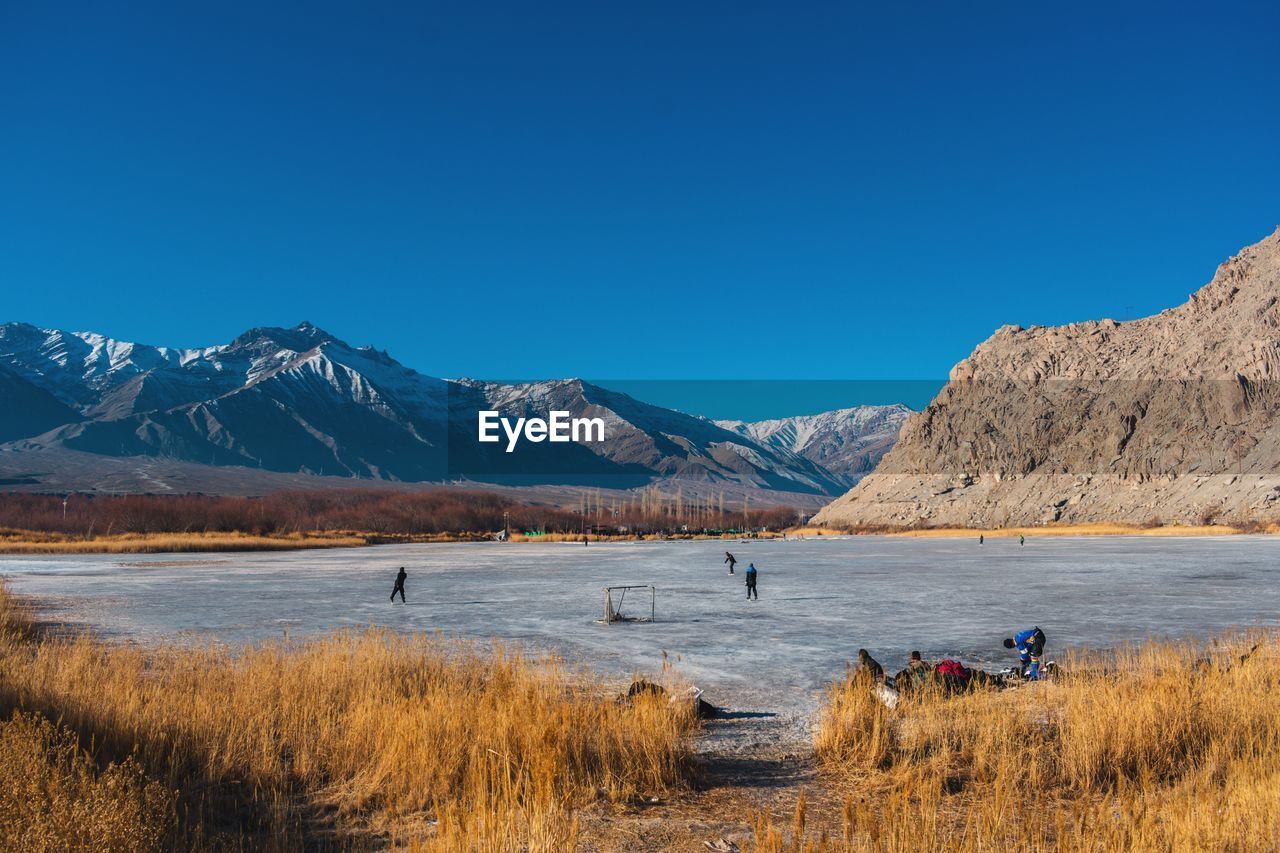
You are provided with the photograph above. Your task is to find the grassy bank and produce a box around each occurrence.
[781,636,1280,850]
[793,522,1267,539]
[888,521,1250,538]
[0,520,1257,554]
[508,531,785,543]
[0,528,787,553]
[0,585,696,849]
[2,583,1276,849]
[0,528,370,554]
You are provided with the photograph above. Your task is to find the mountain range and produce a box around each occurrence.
[0,322,909,499]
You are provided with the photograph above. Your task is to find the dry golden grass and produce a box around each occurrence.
[0,585,695,849]
[783,637,1280,850]
[890,522,1243,538]
[0,527,785,553]
[0,711,176,852]
[0,528,369,554]
[785,527,841,537]
[508,531,783,543]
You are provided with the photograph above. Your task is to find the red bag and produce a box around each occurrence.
[935,659,970,680]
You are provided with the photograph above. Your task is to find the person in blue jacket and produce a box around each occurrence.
[1003,626,1046,679]
[744,563,758,600]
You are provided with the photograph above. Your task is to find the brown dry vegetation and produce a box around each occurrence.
[0,529,367,554]
[0,585,696,850]
[791,521,1275,538]
[0,490,800,553]
[784,638,1280,850]
[0,490,582,539]
[0,711,175,851]
[881,522,1250,538]
[509,530,787,543]
[783,526,838,537]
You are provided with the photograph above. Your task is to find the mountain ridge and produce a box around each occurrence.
[716,405,910,489]
[0,322,907,497]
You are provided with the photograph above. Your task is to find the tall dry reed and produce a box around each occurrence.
[795,637,1280,850]
[0,529,367,553]
[0,585,695,849]
[0,711,175,852]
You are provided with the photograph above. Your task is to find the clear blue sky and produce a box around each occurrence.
[2,1,1277,388]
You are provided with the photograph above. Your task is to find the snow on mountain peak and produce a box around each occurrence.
[0,321,913,494]
[229,322,339,354]
[716,404,911,487]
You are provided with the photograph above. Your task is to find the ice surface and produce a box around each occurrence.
[3,535,1278,747]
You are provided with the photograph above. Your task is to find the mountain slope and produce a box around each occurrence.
[0,322,223,408]
[26,327,450,479]
[460,379,848,493]
[0,323,907,495]
[814,227,1280,528]
[717,405,910,488]
[0,365,82,443]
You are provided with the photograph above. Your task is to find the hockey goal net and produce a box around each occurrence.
[600,585,655,623]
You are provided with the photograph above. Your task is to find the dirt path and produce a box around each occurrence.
[579,701,848,851]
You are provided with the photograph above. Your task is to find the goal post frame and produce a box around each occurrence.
[601,585,655,623]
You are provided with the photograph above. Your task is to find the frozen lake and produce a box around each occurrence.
[3,535,1277,747]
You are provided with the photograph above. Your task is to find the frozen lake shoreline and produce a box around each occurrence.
[3,535,1278,750]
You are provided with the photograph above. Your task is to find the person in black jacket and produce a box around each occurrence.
[857,648,885,683]
[724,551,737,574]
[390,566,407,603]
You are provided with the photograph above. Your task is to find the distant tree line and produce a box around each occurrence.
[0,490,801,537]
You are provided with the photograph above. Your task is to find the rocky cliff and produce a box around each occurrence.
[813,227,1280,528]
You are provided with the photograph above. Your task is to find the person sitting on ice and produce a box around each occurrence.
[856,648,885,683]
[893,650,932,692]
[1004,626,1046,679]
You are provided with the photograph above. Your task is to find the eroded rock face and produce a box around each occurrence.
[813,227,1280,528]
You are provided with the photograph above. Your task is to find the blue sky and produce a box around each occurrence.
[2,1,1278,392]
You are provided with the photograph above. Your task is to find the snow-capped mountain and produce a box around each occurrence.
[0,322,910,495]
[0,322,226,408]
[1,322,451,481]
[717,405,911,488]
[457,378,850,493]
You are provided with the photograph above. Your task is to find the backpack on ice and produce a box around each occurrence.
[934,659,970,681]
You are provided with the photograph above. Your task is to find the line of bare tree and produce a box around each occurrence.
[0,489,800,537]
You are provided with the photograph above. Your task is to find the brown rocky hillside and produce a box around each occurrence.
[813,226,1280,528]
